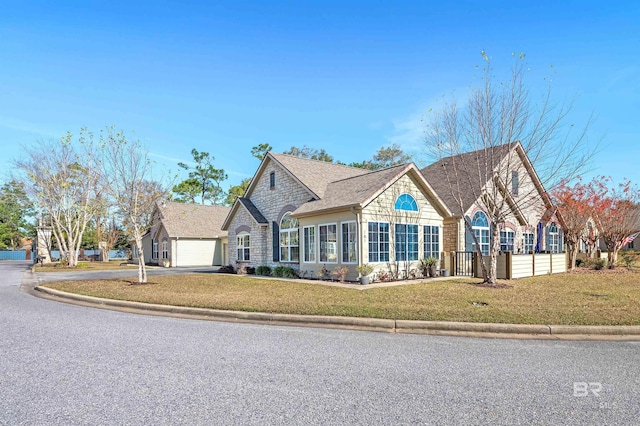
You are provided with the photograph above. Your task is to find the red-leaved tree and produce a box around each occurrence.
[552,177,595,271]
[591,177,640,266]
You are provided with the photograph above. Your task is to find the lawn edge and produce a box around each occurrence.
[33,285,640,341]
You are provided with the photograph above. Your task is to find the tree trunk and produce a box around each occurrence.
[135,236,147,283]
[568,244,579,272]
[611,247,620,267]
[486,224,500,284]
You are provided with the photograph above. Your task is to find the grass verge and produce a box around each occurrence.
[42,270,640,325]
[35,261,138,272]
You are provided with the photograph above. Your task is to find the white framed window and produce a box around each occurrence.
[395,224,419,261]
[341,221,357,263]
[471,211,490,256]
[237,233,250,261]
[152,239,158,260]
[524,232,535,253]
[161,240,169,259]
[548,224,560,253]
[303,226,316,263]
[424,226,440,259]
[368,222,389,262]
[279,213,299,262]
[319,223,337,263]
[500,230,514,252]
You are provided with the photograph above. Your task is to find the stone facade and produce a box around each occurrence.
[227,159,312,269]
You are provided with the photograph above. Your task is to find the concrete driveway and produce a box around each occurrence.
[2,260,640,424]
[33,264,221,283]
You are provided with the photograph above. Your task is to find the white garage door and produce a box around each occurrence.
[175,239,216,267]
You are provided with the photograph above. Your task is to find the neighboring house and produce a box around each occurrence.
[133,202,230,267]
[420,142,564,257]
[222,153,450,281]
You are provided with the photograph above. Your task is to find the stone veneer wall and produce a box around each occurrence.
[227,159,312,268]
[443,217,459,253]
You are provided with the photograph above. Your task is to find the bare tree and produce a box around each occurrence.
[100,128,168,283]
[15,130,101,267]
[424,52,594,284]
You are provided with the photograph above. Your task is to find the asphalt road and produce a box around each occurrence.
[2,261,639,425]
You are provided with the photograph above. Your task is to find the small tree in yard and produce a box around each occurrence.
[100,128,168,283]
[15,131,101,267]
[551,177,594,271]
[591,177,640,267]
[424,52,594,284]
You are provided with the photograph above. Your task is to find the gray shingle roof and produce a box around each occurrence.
[292,164,410,216]
[238,197,268,224]
[269,153,369,199]
[158,202,230,238]
[420,143,517,215]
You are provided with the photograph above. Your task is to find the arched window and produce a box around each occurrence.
[471,211,490,255]
[279,213,299,262]
[237,232,250,261]
[394,194,418,211]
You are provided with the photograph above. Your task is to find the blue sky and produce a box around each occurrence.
[1,1,638,191]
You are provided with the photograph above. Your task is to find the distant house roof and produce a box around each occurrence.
[157,202,230,238]
[420,142,523,215]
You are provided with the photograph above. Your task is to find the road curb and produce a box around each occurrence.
[33,285,640,340]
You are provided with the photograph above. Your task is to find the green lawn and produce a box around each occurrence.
[42,270,640,325]
[35,260,138,272]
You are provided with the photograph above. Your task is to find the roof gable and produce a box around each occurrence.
[292,163,451,217]
[245,153,369,200]
[154,202,230,238]
[420,142,552,216]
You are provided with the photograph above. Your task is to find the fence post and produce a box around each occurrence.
[506,251,512,280]
[532,251,535,276]
[450,252,456,277]
[472,252,477,278]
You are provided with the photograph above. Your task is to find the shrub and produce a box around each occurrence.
[218,265,236,274]
[319,265,331,280]
[590,258,606,270]
[333,266,349,282]
[356,263,374,277]
[256,265,272,276]
[575,258,585,267]
[620,251,638,269]
[272,266,297,278]
[245,266,256,275]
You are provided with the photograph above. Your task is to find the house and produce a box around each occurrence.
[420,142,564,260]
[221,153,451,281]
[133,202,230,267]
